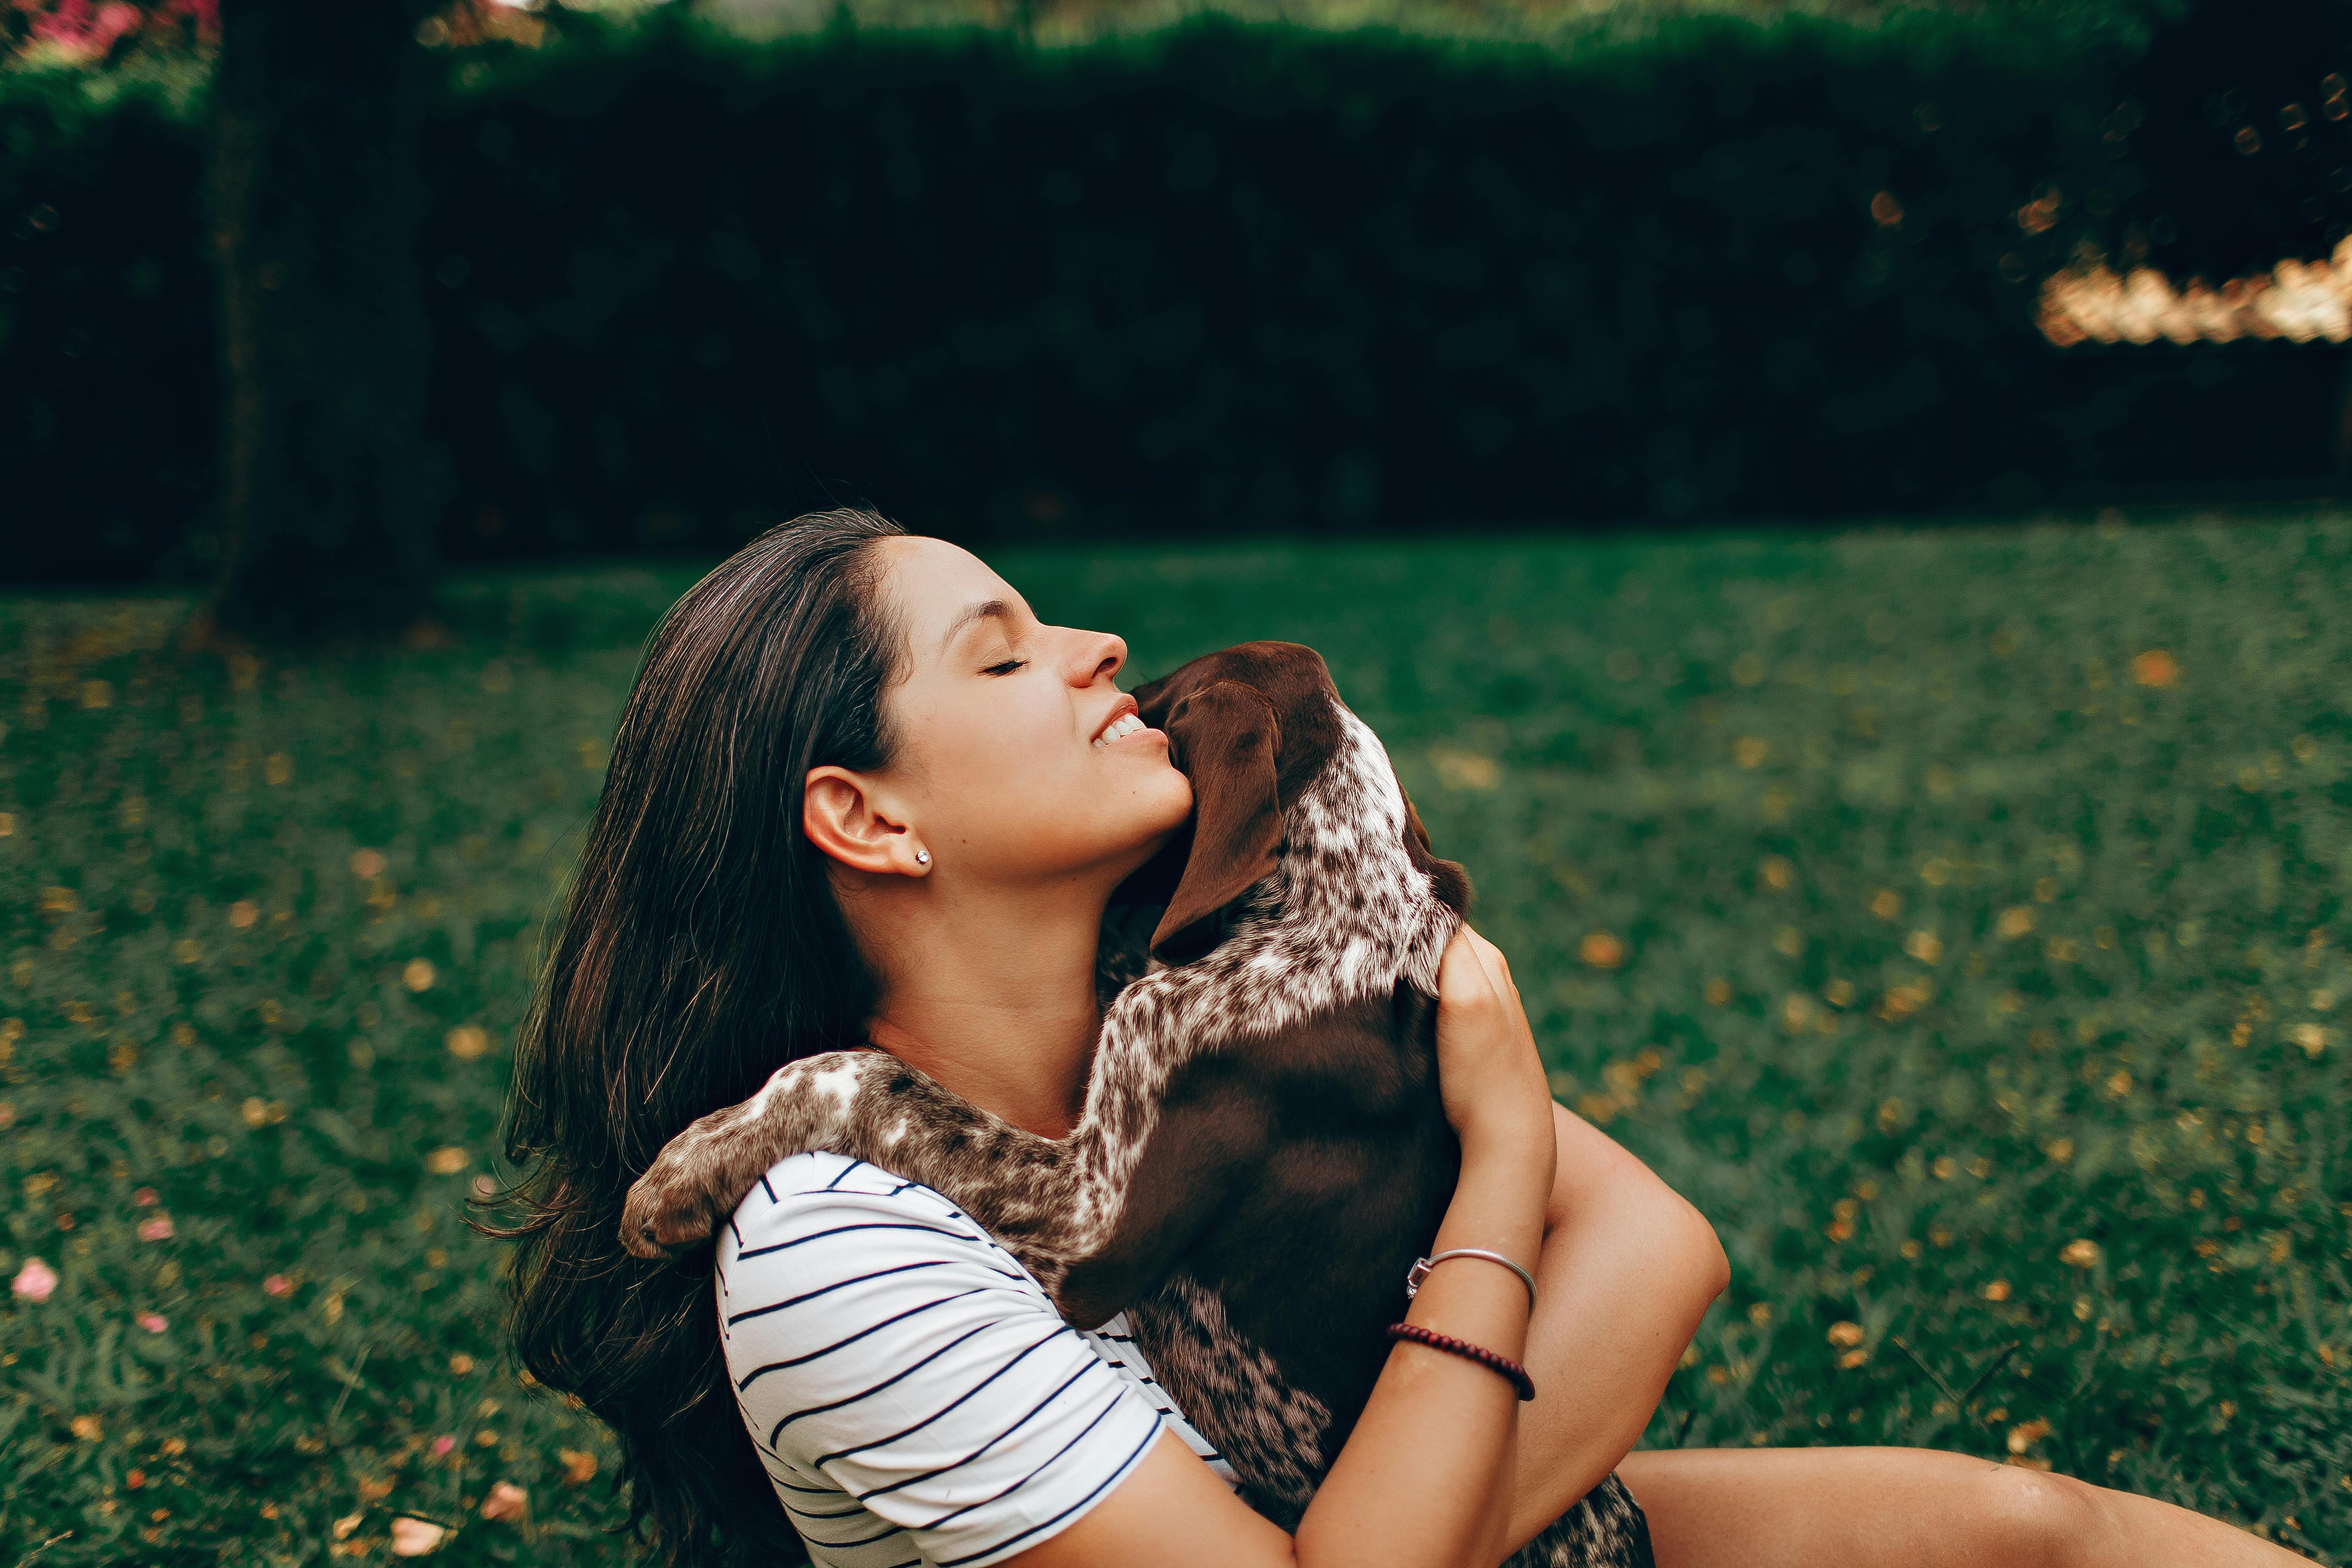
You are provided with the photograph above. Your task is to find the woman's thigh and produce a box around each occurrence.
[1616,1446,2303,1568]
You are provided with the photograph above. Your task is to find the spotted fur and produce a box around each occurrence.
[1127,1275,1332,1524]
[1509,1476,1657,1568]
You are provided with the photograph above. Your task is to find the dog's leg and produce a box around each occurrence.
[621,905,1253,1268]
[619,1049,1087,1262]
[621,1049,916,1256]
[624,1035,1210,1303]
[1503,1476,1657,1568]
[621,1031,1256,1317]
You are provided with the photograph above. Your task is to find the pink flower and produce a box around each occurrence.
[11,1257,57,1303]
[136,1311,167,1333]
[28,0,141,57]
[389,1517,447,1557]
[138,1216,174,1242]
[168,0,217,38]
[132,1187,159,1207]
[26,0,89,43]
[430,1435,456,1458]
[262,1274,292,1298]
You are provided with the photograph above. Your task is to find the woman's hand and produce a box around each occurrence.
[1435,925,1557,1171]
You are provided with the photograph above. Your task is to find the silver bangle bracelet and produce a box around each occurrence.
[1404,1247,1538,1310]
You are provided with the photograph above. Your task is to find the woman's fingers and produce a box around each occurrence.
[1452,927,1531,1043]
[1435,925,1553,1155]
[1456,925,1522,1007]
[1437,928,1504,1023]
[1445,926,1512,1005]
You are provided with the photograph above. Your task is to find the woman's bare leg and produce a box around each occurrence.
[1617,1447,2312,1568]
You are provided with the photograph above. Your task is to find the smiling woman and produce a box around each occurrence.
[499,508,1575,1568]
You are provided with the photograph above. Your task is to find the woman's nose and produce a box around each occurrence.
[1069,628,1127,686]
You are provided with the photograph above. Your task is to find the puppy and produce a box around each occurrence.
[624,641,1651,1568]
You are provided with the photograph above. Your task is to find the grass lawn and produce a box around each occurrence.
[3,511,2349,1566]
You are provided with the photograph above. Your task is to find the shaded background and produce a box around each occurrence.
[5,0,2352,592]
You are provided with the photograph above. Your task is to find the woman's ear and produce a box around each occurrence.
[803,766,928,876]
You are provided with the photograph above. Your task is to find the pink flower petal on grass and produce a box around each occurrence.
[430,1435,456,1458]
[389,1516,447,1556]
[138,1216,175,1242]
[12,1258,58,1302]
[262,1274,292,1298]
[137,1311,168,1333]
[480,1481,527,1522]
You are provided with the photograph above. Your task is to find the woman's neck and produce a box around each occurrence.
[861,880,1108,1139]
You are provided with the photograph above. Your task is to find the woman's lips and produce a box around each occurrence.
[1090,695,1141,744]
[1092,711,1151,748]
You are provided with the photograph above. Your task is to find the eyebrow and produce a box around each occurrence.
[937,598,1015,655]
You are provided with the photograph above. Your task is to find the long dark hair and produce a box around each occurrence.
[494,508,906,1566]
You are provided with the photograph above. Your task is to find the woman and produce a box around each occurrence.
[501,509,2307,1568]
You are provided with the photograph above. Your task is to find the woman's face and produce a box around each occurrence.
[859,535,1193,887]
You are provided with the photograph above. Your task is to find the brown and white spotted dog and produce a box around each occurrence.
[622,641,1653,1568]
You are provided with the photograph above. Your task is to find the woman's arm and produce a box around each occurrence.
[1502,1101,1729,1553]
[1015,927,1556,1568]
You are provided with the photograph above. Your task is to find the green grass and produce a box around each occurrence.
[3,511,2349,1565]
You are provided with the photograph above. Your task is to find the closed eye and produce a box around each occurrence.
[983,658,1027,676]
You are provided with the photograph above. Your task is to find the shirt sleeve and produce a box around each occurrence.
[717,1155,1168,1568]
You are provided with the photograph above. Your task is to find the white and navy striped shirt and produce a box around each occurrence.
[717,1152,1235,1568]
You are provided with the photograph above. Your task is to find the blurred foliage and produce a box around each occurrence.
[0,513,2348,1564]
[0,0,2207,69]
[2,0,2349,585]
[693,0,2199,52]
[0,0,214,75]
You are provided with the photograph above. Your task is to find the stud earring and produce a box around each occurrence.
[915,849,930,865]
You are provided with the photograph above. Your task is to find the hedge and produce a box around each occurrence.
[3,0,2349,582]
[1,68,214,580]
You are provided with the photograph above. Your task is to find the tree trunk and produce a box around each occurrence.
[208,0,438,641]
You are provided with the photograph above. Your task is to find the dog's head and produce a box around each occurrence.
[1121,641,1467,963]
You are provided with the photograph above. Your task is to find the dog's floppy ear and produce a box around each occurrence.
[1149,678,1283,961]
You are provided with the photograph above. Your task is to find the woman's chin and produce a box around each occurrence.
[1102,784,1194,873]
[1139,766,1195,830]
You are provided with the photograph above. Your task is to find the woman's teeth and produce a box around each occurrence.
[1093,713,1146,747]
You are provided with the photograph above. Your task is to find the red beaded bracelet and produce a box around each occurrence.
[1385,1322,1537,1402]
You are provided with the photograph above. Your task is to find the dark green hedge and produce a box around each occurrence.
[5,2,2350,582]
[1,70,214,579]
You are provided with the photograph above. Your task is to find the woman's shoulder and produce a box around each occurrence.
[721,1149,1008,1262]
[714,1150,1045,1351]
[717,1154,1172,1566]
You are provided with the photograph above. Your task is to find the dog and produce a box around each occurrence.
[623,641,1652,1568]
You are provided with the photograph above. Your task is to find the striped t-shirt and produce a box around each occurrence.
[717,1151,1236,1568]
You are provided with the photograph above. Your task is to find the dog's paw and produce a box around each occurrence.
[620,1131,737,1259]
[618,1050,885,1259]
